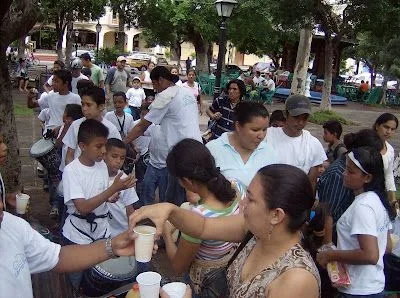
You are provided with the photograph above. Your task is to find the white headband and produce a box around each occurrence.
[348,151,370,175]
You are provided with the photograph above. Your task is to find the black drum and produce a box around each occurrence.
[81,256,138,297]
[30,138,61,184]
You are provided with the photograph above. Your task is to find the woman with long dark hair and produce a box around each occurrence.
[162,139,246,296]
[317,146,394,297]
[131,164,321,298]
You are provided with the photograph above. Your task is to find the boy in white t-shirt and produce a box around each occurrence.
[43,60,65,93]
[62,119,136,289]
[63,86,121,166]
[266,95,327,191]
[126,76,146,120]
[104,92,135,139]
[104,138,139,236]
[38,108,50,133]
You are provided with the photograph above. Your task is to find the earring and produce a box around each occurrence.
[267,225,274,241]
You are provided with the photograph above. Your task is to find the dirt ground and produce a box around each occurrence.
[7,89,400,297]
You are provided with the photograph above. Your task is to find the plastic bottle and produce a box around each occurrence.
[125,283,140,298]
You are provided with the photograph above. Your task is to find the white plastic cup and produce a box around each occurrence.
[16,193,30,214]
[162,282,187,298]
[134,225,156,262]
[136,271,161,298]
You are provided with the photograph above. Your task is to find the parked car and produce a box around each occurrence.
[71,50,95,60]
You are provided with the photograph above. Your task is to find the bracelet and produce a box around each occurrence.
[105,236,119,259]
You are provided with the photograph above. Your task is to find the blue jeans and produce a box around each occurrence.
[129,106,141,121]
[337,292,384,298]
[62,236,83,290]
[166,173,186,206]
[142,164,168,205]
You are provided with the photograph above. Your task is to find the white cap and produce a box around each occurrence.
[132,76,141,82]
[117,56,127,62]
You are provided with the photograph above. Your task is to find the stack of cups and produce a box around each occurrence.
[16,193,30,215]
[136,271,162,298]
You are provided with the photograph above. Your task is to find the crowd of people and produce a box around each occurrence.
[0,52,399,298]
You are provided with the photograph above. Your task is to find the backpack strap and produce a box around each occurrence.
[227,232,253,267]
[333,143,346,160]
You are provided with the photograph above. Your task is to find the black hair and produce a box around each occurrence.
[54,60,65,69]
[80,86,106,105]
[167,139,236,203]
[53,69,72,86]
[113,91,127,101]
[65,104,83,121]
[76,79,95,97]
[187,68,196,75]
[361,80,365,83]
[373,113,399,130]
[150,66,179,83]
[351,146,395,220]
[269,110,286,127]
[81,67,92,77]
[344,129,383,152]
[258,164,314,233]
[323,120,343,139]
[106,138,127,152]
[226,79,246,99]
[234,101,269,126]
[77,119,109,144]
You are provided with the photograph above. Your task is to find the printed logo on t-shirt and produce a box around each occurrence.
[13,253,27,277]
[182,94,196,107]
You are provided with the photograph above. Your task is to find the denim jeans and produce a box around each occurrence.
[142,164,168,205]
[62,236,83,290]
[129,106,141,121]
[337,292,384,298]
[135,154,148,199]
[166,173,186,206]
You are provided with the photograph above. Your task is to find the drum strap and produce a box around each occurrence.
[70,218,108,242]
[115,112,126,139]
[71,212,110,233]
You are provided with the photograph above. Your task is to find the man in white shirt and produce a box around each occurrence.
[70,58,89,94]
[43,60,65,93]
[124,66,202,206]
[266,95,327,190]
[126,76,146,120]
[252,71,265,87]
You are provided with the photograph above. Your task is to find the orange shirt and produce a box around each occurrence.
[360,83,369,93]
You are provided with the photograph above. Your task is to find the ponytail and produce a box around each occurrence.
[206,172,236,203]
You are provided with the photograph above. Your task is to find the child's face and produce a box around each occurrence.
[132,80,141,89]
[113,96,126,114]
[81,95,103,119]
[0,134,8,165]
[270,120,285,128]
[52,75,67,93]
[79,136,107,163]
[323,129,336,143]
[105,146,126,174]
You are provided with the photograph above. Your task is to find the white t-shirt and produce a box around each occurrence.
[107,172,139,237]
[62,117,121,160]
[142,70,153,90]
[182,81,201,98]
[62,159,110,244]
[145,87,202,150]
[71,73,89,94]
[38,108,50,128]
[132,119,151,156]
[146,124,169,169]
[0,212,61,298]
[382,141,396,192]
[336,191,391,295]
[104,111,135,139]
[58,124,68,172]
[40,92,81,129]
[264,78,275,91]
[252,76,265,87]
[46,75,53,86]
[266,127,327,174]
[126,87,146,107]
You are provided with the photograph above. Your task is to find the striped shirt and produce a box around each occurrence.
[209,95,238,139]
[181,180,246,260]
[317,156,354,225]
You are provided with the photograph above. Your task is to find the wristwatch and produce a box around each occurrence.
[105,236,119,259]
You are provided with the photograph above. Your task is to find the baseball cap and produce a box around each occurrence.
[285,95,311,116]
[117,56,127,62]
[132,76,141,82]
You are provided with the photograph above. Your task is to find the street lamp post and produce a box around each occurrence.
[74,30,79,57]
[96,20,102,59]
[213,0,237,99]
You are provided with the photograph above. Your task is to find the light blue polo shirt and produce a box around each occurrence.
[206,132,279,187]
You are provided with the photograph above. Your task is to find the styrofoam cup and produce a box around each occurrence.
[134,225,156,262]
[162,282,187,298]
[16,193,30,214]
[136,271,161,298]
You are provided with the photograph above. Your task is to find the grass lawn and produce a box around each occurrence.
[309,109,355,125]
[14,103,33,117]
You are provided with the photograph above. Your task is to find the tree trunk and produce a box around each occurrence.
[355,60,359,74]
[380,73,389,105]
[55,23,64,61]
[369,65,376,87]
[65,37,74,69]
[0,50,21,193]
[170,40,181,62]
[117,9,126,51]
[191,34,209,74]
[291,28,313,96]
[321,36,333,110]
[17,36,26,58]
